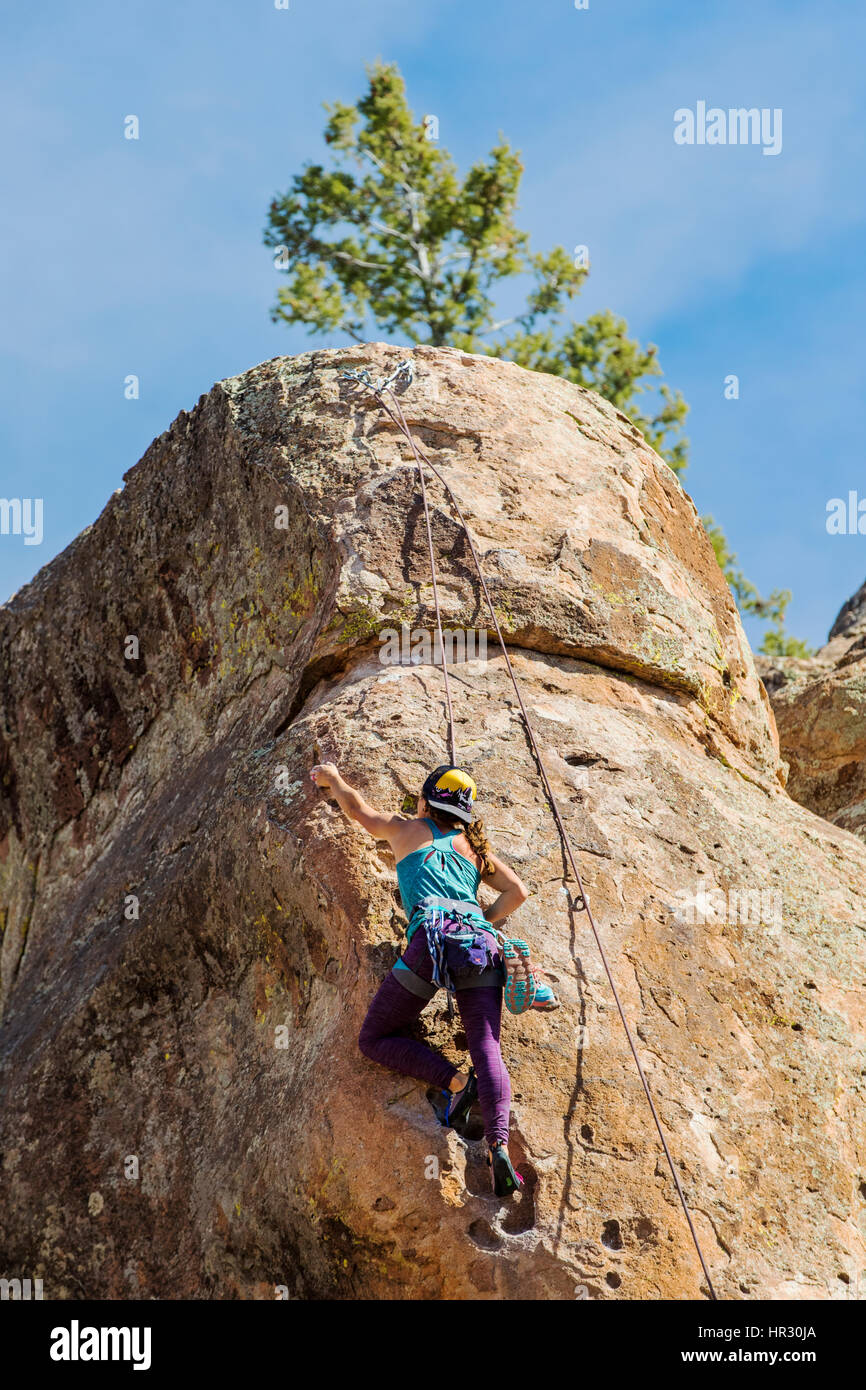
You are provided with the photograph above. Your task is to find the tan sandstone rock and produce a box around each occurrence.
[758,580,866,841]
[1,343,864,1301]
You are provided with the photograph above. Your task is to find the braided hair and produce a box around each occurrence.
[425,803,494,877]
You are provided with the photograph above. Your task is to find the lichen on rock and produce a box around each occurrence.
[0,344,864,1301]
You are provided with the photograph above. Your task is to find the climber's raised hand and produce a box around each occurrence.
[310,762,340,791]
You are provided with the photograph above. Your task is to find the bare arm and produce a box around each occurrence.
[480,854,529,924]
[310,763,403,844]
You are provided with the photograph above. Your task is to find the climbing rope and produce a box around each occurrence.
[344,361,456,766]
[343,361,457,1015]
[341,358,718,1301]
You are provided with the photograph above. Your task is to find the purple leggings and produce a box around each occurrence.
[358,927,512,1146]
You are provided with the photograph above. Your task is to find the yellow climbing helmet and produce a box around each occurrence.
[421,765,477,823]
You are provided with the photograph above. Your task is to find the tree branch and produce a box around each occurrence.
[332,249,395,274]
[432,246,472,274]
[477,315,521,337]
[368,217,416,245]
[338,319,366,343]
[353,146,433,282]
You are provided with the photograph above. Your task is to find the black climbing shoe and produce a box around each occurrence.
[487,1142,524,1198]
[443,1068,477,1131]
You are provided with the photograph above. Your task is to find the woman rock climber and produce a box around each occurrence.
[309,760,557,1197]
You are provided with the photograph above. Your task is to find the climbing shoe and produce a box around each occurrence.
[442,1067,477,1131]
[487,1143,524,1198]
[502,938,537,1014]
[531,979,560,1012]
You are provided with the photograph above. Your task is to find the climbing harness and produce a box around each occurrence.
[340,356,719,1301]
[391,897,504,1001]
[422,903,494,995]
[394,895,505,1001]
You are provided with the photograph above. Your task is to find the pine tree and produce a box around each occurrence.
[264,61,807,655]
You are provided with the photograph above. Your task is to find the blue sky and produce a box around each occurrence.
[2,0,864,650]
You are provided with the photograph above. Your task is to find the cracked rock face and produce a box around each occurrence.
[1,343,865,1301]
[758,580,866,842]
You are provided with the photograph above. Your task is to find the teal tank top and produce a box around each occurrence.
[396,819,487,940]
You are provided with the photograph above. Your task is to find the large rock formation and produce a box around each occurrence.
[758,581,866,841]
[1,344,865,1301]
